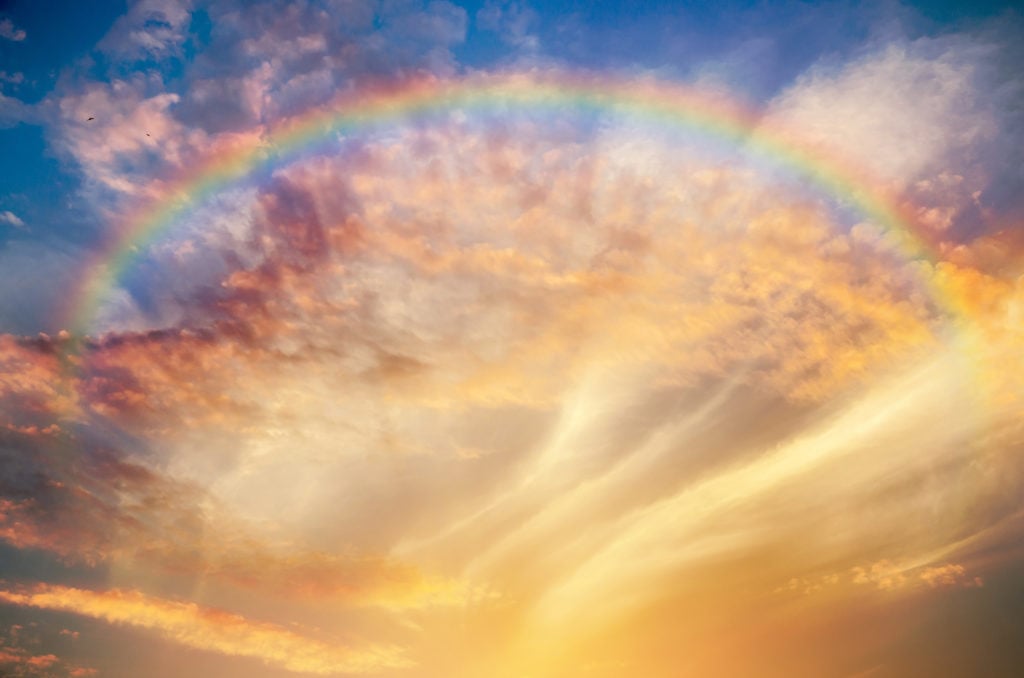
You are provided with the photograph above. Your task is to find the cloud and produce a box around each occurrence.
[0,623,96,678]
[0,71,25,86]
[3,4,1023,675]
[0,19,26,42]
[54,82,189,196]
[767,38,993,181]
[0,331,465,610]
[0,330,452,604]
[784,560,985,594]
[98,0,194,60]
[5,90,999,580]
[0,467,468,610]
[43,0,482,224]
[522,344,1009,629]
[919,563,984,589]
[0,584,411,674]
[0,93,33,129]
[0,211,26,231]
[386,0,468,47]
[764,30,1022,242]
[22,98,1012,669]
[476,1,539,50]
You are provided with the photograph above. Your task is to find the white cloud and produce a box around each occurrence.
[765,37,998,187]
[0,211,26,230]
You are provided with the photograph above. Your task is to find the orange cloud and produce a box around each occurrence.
[919,564,984,589]
[0,584,411,675]
[0,626,94,678]
[781,559,986,595]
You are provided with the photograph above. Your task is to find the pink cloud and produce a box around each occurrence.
[0,19,26,42]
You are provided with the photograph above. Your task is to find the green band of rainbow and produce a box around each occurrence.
[63,70,963,335]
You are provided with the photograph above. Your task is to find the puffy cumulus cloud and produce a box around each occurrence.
[0,351,206,565]
[842,561,914,591]
[54,81,196,198]
[476,0,539,51]
[0,623,96,678]
[0,647,59,676]
[98,0,195,61]
[0,71,26,87]
[385,0,467,47]
[765,30,1023,243]
[178,0,353,127]
[766,37,994,183]
[44,0,474,217]
[918,563,984,589]
[0,333,76,422]
[224,116,941,407]
[0,584,411,675]
[0,18,26,42]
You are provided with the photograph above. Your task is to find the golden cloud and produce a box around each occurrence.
[0,584,411,675]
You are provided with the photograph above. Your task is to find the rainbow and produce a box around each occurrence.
[63,70,961,335]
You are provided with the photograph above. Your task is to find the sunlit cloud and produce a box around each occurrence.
[0,584,411,675]
[1,1,1022,676]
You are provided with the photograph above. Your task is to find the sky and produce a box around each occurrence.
[0,1,1023,676]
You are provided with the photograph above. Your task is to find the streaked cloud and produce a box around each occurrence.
[0,584,411,674]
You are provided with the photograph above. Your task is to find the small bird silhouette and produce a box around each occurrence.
[87,117,94,121]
